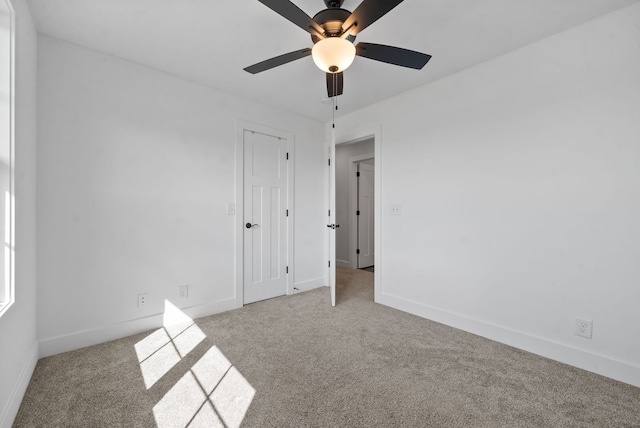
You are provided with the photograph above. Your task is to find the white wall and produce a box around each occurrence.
[0,0,38,426]
[335,139,374,267]
[333,4,640,387]
[36,35,326,356]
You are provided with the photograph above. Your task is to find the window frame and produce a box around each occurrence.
[0,0,15,318]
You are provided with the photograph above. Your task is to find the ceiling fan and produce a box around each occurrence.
[243,0,432,98]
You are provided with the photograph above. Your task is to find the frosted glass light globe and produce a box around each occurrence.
[311,37,356,73]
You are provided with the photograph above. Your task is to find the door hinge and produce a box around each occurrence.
[328,209,331,217]
[328,158,331,166]
[356,171,360,177]
[328,261,331,267]
[286,266,289,274]
[356,249,360,255]
[356,210,360,216]
[286,209,289,217]
[286,152,289,160]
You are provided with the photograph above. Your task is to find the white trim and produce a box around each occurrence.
[373,126,382,302]
[378,291,640,388]
[38,298,236,358]
[293,277,326,293]
[0,0,16,319]
[348,153,374,270]
[328,140,336,306]
[235,120,295,307]
[286,137,295,296]
[0,342,37,428]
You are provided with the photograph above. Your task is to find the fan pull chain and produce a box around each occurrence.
[331,74,339,129]
[334,75,339,112]
[331,93,338,129]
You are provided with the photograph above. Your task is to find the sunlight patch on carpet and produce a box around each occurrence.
[135,300,255,427]
[153,347,255,428]
[135,301,206,388]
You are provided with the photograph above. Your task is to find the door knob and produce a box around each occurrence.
[246,223,259,229]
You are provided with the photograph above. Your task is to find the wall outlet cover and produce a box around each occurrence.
[137,293,148,308]
[575,318,593,339]
[178,285,189,299]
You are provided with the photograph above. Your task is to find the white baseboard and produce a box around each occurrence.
[377,292,640,388]
[39,298,237,358]
[293,277,326,293]
[336,259,351,269]
[0,342,38,428]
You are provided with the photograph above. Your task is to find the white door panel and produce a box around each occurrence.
[358,163,374,268]
[244,131,288,304]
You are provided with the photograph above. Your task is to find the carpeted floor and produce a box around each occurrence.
[14,268,640,427]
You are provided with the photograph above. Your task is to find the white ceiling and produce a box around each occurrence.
[25,0,639,122]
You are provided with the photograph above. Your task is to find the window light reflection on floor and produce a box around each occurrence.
[135,300,255,427]
[134,301,206,389]
[153,346,255,428]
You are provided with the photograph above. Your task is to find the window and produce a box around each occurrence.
[0,0,14,317]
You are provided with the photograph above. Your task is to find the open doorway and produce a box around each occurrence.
[334,138,375,301]
[327,124,381,307]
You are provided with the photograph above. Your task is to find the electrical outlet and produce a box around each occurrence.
[137,293,148,308]
[575,318,593,339]
[390,204,401,215]
[178,285,189,299]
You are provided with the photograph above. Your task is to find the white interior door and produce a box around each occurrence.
[243,130,288,304]
[357,162,374,268]
[328,144,336,306]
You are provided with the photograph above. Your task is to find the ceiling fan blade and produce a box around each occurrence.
[258,0,325,36]
[244,48,312,74]
[326,72,344,97]
[342,0,404,35]
[356,42,431,69]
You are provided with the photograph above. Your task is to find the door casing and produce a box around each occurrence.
[235,120,294,308]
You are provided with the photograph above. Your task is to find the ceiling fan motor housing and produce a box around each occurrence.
[311,8,352,43]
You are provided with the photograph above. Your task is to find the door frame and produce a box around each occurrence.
[329,124,382,303]
[235,120,295,308]
[348,154,374,270]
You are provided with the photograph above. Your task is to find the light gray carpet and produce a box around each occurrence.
[14,268,640,427]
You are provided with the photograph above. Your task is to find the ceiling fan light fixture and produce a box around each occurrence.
[311,37,356,73]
